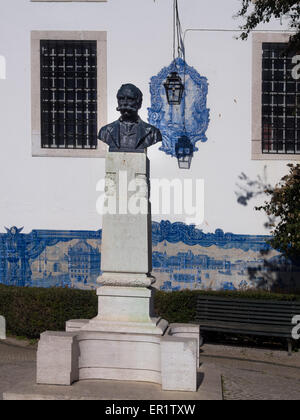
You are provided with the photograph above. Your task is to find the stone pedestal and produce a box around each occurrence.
[36,151,201,392]
[37,323,200,391]
[83,152,166,335]
[37,332,79,385]
[83,286,168,334]
[100,152,152,277]
[161,336,197,392]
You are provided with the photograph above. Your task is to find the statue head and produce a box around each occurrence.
[116,84,143,121]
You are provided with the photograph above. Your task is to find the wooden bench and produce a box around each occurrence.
[195,295,300,354]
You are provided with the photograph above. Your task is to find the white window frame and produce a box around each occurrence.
[31,30,107,158]
[252,32,300,161]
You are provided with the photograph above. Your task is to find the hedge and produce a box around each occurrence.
[0,285,299,339]
[0,285,98,339]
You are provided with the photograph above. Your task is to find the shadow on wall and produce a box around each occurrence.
[235,166,300,293]
[247,250,300,294]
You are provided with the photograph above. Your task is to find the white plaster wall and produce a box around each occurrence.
[0,0,297,235]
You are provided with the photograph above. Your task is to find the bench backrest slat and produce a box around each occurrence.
[196,296,300,326]
[196,302,298,313]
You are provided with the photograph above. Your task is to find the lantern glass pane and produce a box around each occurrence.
[178,156,191,169]
[164,71,184,105]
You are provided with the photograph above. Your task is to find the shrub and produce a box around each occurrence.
[154,290,198,323]
[0,285,97,338]
[256,163,300,265]
[0,285,299,339]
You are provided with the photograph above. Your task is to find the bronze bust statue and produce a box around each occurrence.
[98,84,162,152]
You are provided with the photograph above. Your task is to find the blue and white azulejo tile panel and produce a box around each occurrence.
[0,222,298,292]
[148,58,210,158]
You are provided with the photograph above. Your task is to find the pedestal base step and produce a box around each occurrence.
[36,323,201,392]
[4,364,223,400]
[68,317,168,335]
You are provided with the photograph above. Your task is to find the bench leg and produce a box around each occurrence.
[287,339,292,356]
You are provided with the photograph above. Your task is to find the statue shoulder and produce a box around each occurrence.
[149,122,162,140]
[98,120,119,141]
[140,120,162,143]
[141,120,161,134]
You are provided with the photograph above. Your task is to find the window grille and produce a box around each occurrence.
[40,40,98,149]
[262,43,300,154]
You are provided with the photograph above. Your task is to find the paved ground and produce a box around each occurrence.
[201,344,300,400]
[0,337,299,400]
[0,339,36,401]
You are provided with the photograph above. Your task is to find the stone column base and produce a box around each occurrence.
[98,272,155,288]
[36,324,201,392]
[79,286,168,335]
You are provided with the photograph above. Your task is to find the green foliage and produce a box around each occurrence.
[0,285,98,339]
[0,285,299,339]
[154,290,198,323]
[256,164,300,264]
[236,0,300,50]
[187,289,300,301]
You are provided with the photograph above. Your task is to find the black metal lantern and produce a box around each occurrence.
[164,71,184,105]
[175,136,193,169]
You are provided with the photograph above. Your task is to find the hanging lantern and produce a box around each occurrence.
[175,135,193,169]
[164,71,184,105]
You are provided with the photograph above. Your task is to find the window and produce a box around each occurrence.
[31,31,107,157]
[40,40,98,150]
[252,32,300,160]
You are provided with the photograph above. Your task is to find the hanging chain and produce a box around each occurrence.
[174,0,185,60]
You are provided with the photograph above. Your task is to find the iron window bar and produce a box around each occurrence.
[261,42,300,155]
[40,40,98,150]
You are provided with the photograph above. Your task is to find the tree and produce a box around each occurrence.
[255,164,300,264]
[237,0,300,50]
